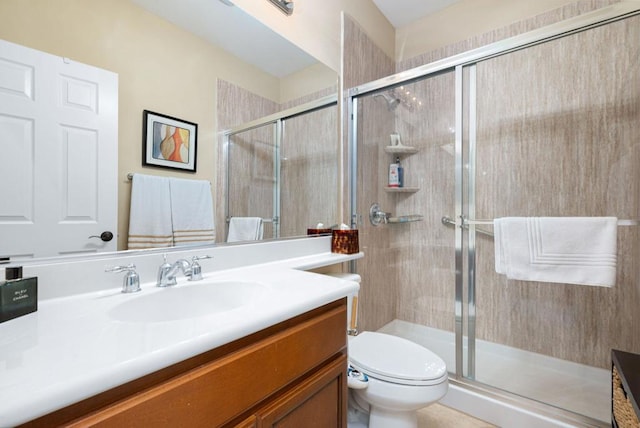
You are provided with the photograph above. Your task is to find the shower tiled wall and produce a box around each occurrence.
[216,80,279,242]
[346,0,639,368]
[342,15,396,332]
[280,106,339,236]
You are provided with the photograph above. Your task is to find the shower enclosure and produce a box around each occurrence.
[223,96,338,241]
[347,5,640,425]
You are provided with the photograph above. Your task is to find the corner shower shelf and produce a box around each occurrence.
[384,186,419,193]
[388,215,423,224]
[384,145,419,155]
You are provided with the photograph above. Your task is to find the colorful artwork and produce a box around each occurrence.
[143,110,197,172]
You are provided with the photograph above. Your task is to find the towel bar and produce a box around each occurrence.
[441,216,638,238]
[441,216,494,237]
[225,217,276,224]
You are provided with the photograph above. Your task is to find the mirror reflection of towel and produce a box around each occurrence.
[169,178,215,247]
[127,174,173,249]
[227,217,263,242]
[128,174,215,249]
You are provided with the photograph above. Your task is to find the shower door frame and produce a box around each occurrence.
[223,95,337,240]
[347,1,640,422]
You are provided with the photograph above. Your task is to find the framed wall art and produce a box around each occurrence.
[143,110,198,172]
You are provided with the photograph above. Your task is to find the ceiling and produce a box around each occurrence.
[373,0,461,28]
[130,0,317,78]
[131,0,460,78]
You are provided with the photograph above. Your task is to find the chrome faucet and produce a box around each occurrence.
[157,255,211,287]
[106,264,141,293]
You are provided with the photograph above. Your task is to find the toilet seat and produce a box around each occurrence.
[349,332,447,386]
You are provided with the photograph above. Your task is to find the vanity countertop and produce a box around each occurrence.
[0,251,362,427]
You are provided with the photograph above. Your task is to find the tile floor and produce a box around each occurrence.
[418,404,496,427]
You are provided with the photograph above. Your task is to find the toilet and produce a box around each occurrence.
[327,273,448,428]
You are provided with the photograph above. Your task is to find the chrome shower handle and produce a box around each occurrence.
[369,203,391,226]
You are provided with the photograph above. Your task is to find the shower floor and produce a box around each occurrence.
[378,319,610,423]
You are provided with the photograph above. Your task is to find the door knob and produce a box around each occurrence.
[89,231,114,242]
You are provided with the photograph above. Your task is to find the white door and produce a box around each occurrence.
[0,40,118,260]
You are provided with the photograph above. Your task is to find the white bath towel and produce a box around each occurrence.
[494,217,617,287]
[227,217,264,242]
[127,174,173,249]
[169,177,215,247]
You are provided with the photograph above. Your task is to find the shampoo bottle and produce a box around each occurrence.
[396,157,404,187]
[388,160,400,188]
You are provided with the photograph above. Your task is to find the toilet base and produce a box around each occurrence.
[350,375,448,428]
[348,389,370,427]
[369,407,418,428]
[349,386,427,428]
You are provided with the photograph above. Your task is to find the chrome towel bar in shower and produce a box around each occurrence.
[441,215,638,238]
[441,216,494,237]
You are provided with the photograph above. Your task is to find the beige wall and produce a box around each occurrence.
[0,0,336,250]
[234,0,395,73]
[234,0,599,80]
[2,0,628,266]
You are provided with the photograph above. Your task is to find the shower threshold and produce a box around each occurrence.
[378,319,610,424]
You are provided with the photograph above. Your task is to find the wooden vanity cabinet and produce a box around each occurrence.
[21,299,348,428]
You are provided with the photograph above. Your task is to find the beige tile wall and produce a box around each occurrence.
[280,106,339,236]
[342,15,396,332]
[216,80,279,242]
[346,1,639,369]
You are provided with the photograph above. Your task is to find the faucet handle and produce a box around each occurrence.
[106,264,141,293]
[189,255,212,281]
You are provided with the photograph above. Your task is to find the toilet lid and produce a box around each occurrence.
[349,332,447,386]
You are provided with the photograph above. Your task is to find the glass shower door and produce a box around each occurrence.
[462,14,640,423]
[279,104,339,236]
[348,69,459,375]
[226,122,279,240]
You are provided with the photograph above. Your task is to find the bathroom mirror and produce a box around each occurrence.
[0,0,338,262]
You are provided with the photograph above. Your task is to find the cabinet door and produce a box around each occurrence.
[256,354,347,428]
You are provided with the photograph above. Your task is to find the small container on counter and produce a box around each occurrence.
[307,223,333,236]
[331,229,359,254]
[307,228,332,236]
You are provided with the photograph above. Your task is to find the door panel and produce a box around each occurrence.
[0,40,118,260]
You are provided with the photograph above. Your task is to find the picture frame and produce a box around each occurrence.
[142,110,198,172]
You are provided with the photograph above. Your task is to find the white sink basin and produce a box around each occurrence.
[108,280,268,323]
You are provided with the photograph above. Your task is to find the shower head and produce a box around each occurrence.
[373,92,401,111]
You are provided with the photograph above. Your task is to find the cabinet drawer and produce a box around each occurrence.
[255,354,347,428]
[66,303,346,427]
